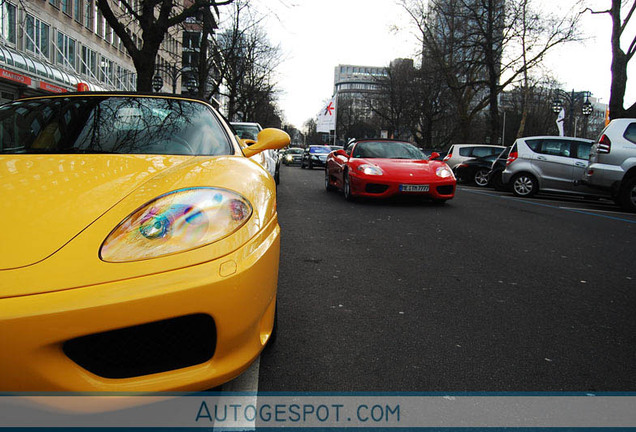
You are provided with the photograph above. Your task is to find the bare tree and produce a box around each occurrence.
[402,0,493,142]
[510,0,583,137]
[587,0,636,119]
[212,0,282,124]
[401,0,582,142]
[368,60,418,140]
[96,0,233,92]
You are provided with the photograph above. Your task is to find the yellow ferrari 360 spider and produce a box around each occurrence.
[0,93,289,391]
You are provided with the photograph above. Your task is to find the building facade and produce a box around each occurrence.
[333,63,388,123]
[0,1,148,104]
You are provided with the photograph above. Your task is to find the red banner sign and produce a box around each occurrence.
[39,81,67,93]
[0,68,32,85]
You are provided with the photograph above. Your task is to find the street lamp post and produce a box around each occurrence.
[154,64,186,94]
[185,76,198,96]
[152,74,164,93]
[551,89,594,137]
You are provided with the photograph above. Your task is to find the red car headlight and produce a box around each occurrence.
[436,166,454,178]
[357,164,383,175]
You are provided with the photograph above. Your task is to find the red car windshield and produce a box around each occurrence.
[352,141,425,159]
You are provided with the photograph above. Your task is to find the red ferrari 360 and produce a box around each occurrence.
[325,139,456,202]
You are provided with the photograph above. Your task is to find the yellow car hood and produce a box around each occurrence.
[0,155,193,270]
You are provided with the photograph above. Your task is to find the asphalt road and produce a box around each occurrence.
[258,164,636,392]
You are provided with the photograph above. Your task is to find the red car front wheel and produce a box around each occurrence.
[343,171,355,201]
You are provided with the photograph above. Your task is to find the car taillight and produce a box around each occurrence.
[443,153,452,161]
[506,151,518,165]
[597,135,611,153]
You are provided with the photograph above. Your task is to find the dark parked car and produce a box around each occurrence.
[301,145,333,169]
[454,153,502,186]
[487,147,510,190]
[281,147,303,165]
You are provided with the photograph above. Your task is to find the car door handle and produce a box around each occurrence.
[575,162,587,167]
[536,156,547,161]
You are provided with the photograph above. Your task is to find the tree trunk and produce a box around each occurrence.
[135,54,156,92]
[488,86,500,144]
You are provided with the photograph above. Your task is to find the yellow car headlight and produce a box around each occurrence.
[100,188,252,262]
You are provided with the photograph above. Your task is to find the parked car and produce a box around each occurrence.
[0,93,290,391]
[281,147,303,165]
[582,118,636,212]
[487,147,511,190]
[301,145,333,169]
[454,153,502,186]
[501,136,607,199]
[325,139,456,202]
[231,121,280,184]
[443,144,506,169]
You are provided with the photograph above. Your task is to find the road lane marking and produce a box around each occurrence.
[462,188,636,224]
[558,206,630,216]
[212,357,260,431]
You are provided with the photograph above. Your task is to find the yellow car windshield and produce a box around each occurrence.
[0,96,233,156]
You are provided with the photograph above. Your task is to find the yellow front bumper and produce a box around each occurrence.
[0,220,280,392]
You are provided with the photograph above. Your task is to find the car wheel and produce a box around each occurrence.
[474,169,490,187]
[343,171,354,201]
[618,176,636,212]
[511,173,538,197]
[325,169,336,191]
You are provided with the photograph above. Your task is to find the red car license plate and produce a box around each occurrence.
[400,184,429,192]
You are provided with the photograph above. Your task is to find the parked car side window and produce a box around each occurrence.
[540,140,571,157]
[574,142,592,160]
[624,123,636,144]
[472,146,499,157]
[458,147,472,156]
[525,139,541,152]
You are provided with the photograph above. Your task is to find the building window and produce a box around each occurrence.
[99,57,113,84]
[105,23,113,44]
[61,0,72,16]
[96,9,104,38]
[84,0,94,31]
[49,0,59,8]
[183,32,200,50]
[81,46,97,78]
[74,0,83,22]
[25,15,50,59]
[1,1,16,45]
[56,31,76,69]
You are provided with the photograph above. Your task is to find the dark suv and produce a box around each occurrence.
[301,145,333,169]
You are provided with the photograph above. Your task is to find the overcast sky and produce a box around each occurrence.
[246,0,635,128]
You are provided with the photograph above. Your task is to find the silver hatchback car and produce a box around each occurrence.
[583,118,636,212]
[502,136,607,198]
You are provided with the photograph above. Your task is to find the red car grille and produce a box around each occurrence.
[365,183,390,194]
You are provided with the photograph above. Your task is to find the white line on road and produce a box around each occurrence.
[212,357,260,431]
[462,188,636,224]
[558,206,629,215]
